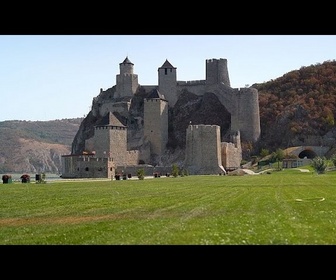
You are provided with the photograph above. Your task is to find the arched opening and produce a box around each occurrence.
[298,149,317,159]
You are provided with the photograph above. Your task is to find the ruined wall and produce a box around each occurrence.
[100,101,131,118]
[221,131,242,169]
[221,142,242,169]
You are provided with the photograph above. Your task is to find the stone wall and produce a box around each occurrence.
[61,155,115,178]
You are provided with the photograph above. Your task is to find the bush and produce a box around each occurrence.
[20,174,30,183]
[331,154,336,167]
[311,156,328,174]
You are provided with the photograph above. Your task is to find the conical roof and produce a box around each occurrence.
[147,88,162,99]
[147,89,167,101]
[96,112,126,127]
[160,59,175,69]
[121,56,133,65]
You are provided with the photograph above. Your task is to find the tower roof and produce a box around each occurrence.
[160,59,175,69]
[120,56,133,65]
[96,112,126,127]
[147,89,167,101]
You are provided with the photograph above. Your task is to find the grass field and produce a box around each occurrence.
[1,167,336,245]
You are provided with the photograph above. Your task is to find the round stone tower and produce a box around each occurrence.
[116,56,139,98]
[206,58,230,87]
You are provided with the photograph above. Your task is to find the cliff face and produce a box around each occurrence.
[0,118,82,173]
[2,138,70,173]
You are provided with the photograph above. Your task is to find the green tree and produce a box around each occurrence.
[172,164,179,178]
[260,148,270,158]
[137,168,145,180]
[270,148,285,170]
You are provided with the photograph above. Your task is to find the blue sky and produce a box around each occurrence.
[0,35,335,121]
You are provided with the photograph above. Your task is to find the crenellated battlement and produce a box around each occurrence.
[177,80,206,86]
[95,125,126,130]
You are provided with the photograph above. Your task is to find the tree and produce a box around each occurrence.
[260,148,270,158]
[269,148,285,170]
[137,168,145,180]
[172,164,179,178]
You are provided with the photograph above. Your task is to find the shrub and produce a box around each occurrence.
[311,156,328,174]
[331,154,336,167]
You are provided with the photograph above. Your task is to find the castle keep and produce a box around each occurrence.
[61,57,260,178]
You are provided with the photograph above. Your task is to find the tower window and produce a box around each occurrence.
[165,68,167,75]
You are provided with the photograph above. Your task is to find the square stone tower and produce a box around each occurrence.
[93,112,128,165]
[184,124,226,175]
[143,89,168,158]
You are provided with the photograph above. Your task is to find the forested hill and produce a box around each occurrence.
[0,118,83,173]
[253,60,336,153]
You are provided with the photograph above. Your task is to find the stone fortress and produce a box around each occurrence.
[61,56,261,178]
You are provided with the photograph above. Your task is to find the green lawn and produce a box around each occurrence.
[1,168,336,245]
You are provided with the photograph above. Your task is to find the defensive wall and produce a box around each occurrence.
[221,131,242,169]
[157,57,260,143]
[61,155,115,178]
[115,164,172,177]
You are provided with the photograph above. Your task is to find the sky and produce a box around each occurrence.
[0,35,335,122]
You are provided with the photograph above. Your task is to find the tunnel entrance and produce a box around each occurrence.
[298,149,317,159]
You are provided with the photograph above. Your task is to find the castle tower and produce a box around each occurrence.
[206,58,230,87]
[158,59,177,106]
[116,56,139,98]
[230,87,260,142]
[93,112,128,166]
[184,124,226,175]
[143,89,169,158]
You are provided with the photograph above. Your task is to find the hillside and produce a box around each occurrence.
[0,118,83,173]
[253,59,336,155]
